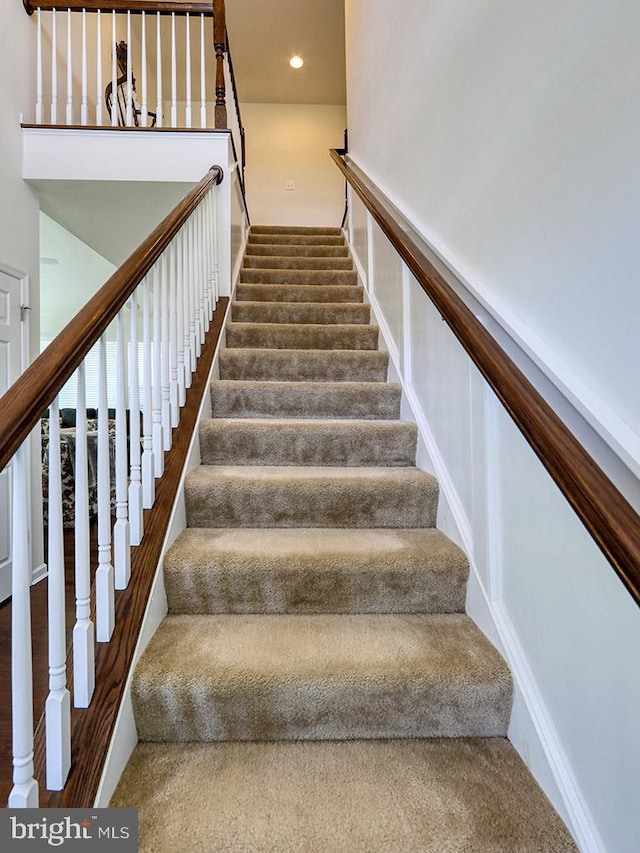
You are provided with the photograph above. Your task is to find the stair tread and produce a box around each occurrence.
[219,348,389,382]
[199,418,417,467]
[132,613,512,741]
[112,738,578,853]
[209,379,402,419]
[164,527,468,615]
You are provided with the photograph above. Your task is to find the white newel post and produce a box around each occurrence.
[45,397,72,791]
[114,309,131,590]
[9,443,39,807]
[96,334,115,641]
[73,362,95,708]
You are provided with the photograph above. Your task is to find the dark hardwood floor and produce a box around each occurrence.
[0,522,98,804]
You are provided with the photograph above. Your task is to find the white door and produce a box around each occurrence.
[0,267,26,603]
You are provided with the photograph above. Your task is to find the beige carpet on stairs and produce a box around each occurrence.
[111,224,578,853]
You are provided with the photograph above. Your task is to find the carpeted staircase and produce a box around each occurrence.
[111,225,578,852]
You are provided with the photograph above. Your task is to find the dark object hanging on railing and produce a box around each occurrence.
[104,40,157,127]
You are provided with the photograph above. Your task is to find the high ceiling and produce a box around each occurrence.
[225,0,346,105]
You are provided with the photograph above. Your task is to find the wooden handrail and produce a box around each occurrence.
[0,165,223,474]
[24,1,213,15]
[331,149,640,608]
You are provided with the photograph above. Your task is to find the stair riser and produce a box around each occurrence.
[241,269,358,286]
[235,284,364,304]
[231,302,371,325]
[250,226,343,236]
[164,529,468,615]
[248,234,345,246]
[209,381,403,420]
[219,350,389,382]
[225,323,379,351]
[246,244,349,258]
[199,420,418,467]
[243,256,354,271]
[184,469,438,529]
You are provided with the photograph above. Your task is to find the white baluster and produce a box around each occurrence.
[96,335,115,642]
[204,188,214,320]
[73,362,95,708]
[200,13,207,128]
[126,11,133,127]
[169,240,180,427]
[114,309,131,590]
[176,230,187,407]
[51,9,58,124]
[161,253,172,450]
[8,443,39,807]
[36,8,43,124]
[199,203,207,339]
[141,275,155,506]
[189,216,200,363]
[140,11,148,125]
[129,291,144,545]
[183,219,193,386]
[152,266,165,477]
[155,12,163,127]
[111,11,117,126]
[81,9,88,125]
[66,8,73,125]
[95,9,103,124]
[185,12,192,128]
[45,397,71,790]
[209,186,217,314]
[171,13,177,127]
[213,184,220,302]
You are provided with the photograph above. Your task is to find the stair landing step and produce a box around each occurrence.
[164,527,469,615]
[111,738,578,853]
[131,613,512,742]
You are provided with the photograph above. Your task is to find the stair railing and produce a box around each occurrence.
[331,149,640,609]
[23,0,244,150]
[0,164,224,807]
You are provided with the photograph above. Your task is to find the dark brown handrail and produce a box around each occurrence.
[24,1,213,15]
[331,149,640,608]
[0,165,223,474]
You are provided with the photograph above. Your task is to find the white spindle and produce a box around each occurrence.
[161,253,172,450]
[169,241,180,427]
[185,12,192,128]
[183,220,193,387]
[96,335,115,641]
[140,11,148,125]
[36,8,43,124]
[66,8,73,124]
[81,9,88,125]
[8,443,39,807]
[95,9,103,124]
[155,12,163,127]
[213,185,220,303]
[176,230,187,407]
[111,11,117,126]
[200,13,207,128]
[198,204,207,339]
[141,275,156,506]
[51,10,57,124]
[126,11,133,127]
[73,363,95,708]
[129,291,144,545]
[114,310,131,589]
[189,216,200,363]
[152,267,165,477]
[45,397,72,791]
[171,13,177,127]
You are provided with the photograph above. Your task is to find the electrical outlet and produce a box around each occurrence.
[286,180,295,191]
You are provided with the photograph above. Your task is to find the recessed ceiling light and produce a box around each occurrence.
[289,55,304,69]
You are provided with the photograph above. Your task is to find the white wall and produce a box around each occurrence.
[40,212,116,340]
[345,3,640,852]
[241,102,347,226]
